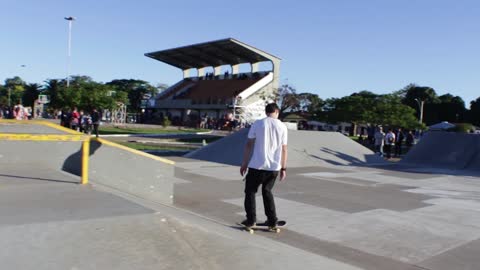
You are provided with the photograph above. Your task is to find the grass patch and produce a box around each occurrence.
[348,136,359,141]
[176,137,222,143]
[117,142,194,151]
[99,126,209,135]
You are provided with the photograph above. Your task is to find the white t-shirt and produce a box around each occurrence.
[385,132,396,145]
[247,117,288,171]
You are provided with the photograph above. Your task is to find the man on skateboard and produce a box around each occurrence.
[240,103,288,231]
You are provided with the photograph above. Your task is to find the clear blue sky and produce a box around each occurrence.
[1,0,479,105]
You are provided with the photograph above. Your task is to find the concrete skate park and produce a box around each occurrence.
[2,120,480,270]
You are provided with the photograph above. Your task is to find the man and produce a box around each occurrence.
[91,108,101,138]
[394,128,405,157]
[71,107,80,131]
[240,103,288,231]
[406,130,415,149]
[374,126,385,156]
[384,129,396,159]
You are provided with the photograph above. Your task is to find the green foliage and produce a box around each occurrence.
[274,84,301,116]
[450,123,475,133]
[0,74,476,131]
[399,83,468,125]
[3,76,26,106]
[373,94,423,129]
[106,79,159,112]
[22,83,41,107]
[0,84,7,106]
[323,93,421,129]
[161,116,171,127]
[298,92,324,115]
[468,98,480,126]
[41,76,130,112]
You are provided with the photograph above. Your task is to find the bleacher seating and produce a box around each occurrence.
[158,79,194,100]
[171,74,265,105]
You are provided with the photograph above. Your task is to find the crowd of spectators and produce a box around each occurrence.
[371,126,417,159]
[0,103,31,120]
[59,107,101,137]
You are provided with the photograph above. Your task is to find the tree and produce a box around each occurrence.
[373,94,423,129]
[324,91,378,123]
[400,84,440,125]
[43,76,126,112]
[43,79,66,110]
[469,97,480,126]
[298,92,324,113]
[4,76,26,106]
[0,84,7,106]
[106,79,158,112]
[435,94,466,123]
[324,91,422,133]
[22,83,42,108]
[271,84,301,117]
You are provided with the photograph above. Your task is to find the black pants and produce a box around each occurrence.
[244,168,278,226]
[93,124,99,137]
[384,144,393,158]
[395,142,402,156]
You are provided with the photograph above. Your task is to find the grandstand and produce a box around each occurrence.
[145,38,281,125]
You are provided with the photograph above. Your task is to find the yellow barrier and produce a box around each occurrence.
[0,134,86,141]
[1,120,89,184]
[81,139,90,185]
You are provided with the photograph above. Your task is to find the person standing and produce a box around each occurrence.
[394,128,405,157]
[384,129,396,159]
[91,108,101,138]
[240,103,288,230]
[406,130,415,152]
[374,126,385,156]
[71,107,80,131]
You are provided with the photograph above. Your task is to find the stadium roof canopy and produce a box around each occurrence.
[145,38,281,70]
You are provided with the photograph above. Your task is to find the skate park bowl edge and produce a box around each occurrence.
[400,131,480,171]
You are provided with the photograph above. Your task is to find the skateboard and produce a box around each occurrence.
[237,220,287,234]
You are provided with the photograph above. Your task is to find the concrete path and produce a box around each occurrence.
[0,167,362,270]
[3,122,480,269]
[170,157,480,270]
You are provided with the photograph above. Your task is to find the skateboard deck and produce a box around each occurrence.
[237,220,286,234]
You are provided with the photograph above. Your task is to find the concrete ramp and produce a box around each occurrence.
[185,128,386,167]
[401,132,480,171]
[1,121,179,205]
[88,140,182,204]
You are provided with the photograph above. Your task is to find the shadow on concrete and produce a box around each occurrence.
[373,163,480,178]
[308,147,384,167]
[307,146,480,177]
[0,174,77,184]
[62,140,102,177]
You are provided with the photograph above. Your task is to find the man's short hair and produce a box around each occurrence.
[265,103,280,114]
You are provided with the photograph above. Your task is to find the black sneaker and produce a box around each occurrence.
[240,219,256,228]
[268,225,279,232]
[265,220,278,227]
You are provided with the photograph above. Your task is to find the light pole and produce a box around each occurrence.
[64,16,76,87]
[414,98,425,124]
